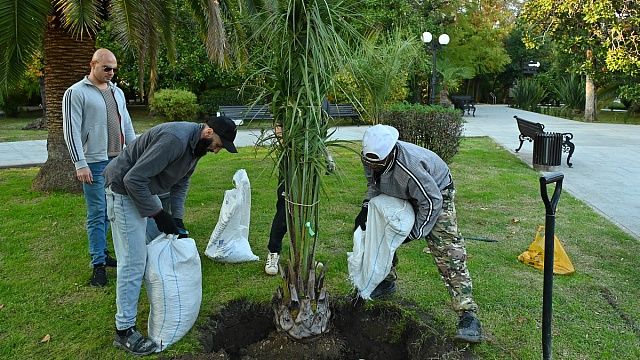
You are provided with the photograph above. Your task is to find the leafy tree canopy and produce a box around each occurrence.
[521,0,640,79]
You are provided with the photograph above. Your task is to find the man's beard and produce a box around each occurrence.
[194,138,213,157]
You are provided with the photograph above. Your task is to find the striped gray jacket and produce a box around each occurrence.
[62,76,136,170]
[363,140,453,240]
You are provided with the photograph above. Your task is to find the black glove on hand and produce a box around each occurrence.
[152,210,179,235]
[353,204,368,231]
[174,218,189,238]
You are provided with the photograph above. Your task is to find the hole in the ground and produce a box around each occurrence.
[169,298,475,360]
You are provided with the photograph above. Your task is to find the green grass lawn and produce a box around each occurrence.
[1,138,639,359]
[594,110,640,125]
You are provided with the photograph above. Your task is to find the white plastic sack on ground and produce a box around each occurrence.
[205,169,259,263]
[145,234,202,352]
[347,194,414,300]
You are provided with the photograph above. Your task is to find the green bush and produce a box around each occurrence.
[619,84,640,113]
[512,77,547,111]
[552,74,585,112]
[149,89,200,121]
[381,103,464,163]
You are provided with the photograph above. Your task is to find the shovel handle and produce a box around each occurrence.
[541,172,564,185]
[540,172,564,215]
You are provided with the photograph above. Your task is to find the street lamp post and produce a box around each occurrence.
[422,31,450,105]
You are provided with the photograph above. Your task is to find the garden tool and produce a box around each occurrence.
[539,172,563,360]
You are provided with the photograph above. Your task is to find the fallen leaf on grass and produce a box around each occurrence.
[0,304,4,310]
[40,334,51,343]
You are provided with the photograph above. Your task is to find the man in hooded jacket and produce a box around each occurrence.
[104,116,238,355]
[354,124,482,343]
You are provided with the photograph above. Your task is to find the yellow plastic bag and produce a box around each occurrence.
[518,225,575,275]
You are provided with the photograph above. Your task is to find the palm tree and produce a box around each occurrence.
[436,63,474,106]
[348,30,419,124]
[0,0,227,192]
[242,0,359,339]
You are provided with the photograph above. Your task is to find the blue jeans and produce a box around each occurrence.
[83,160,110,266]
[106,187,152,330]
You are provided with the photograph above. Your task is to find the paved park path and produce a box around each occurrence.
[1,104,638,239]
[465,105,639,240]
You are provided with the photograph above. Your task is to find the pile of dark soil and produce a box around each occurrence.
[168,299,475,360]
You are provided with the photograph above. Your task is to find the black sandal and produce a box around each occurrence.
[113,327,157,356]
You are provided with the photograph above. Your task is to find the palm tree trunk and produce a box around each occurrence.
[32,17,95,193]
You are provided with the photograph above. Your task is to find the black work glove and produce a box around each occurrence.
[152,210,179,235]
[174,218,189,239]
[353,203,368,231]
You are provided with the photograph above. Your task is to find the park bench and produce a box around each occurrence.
[217,103,361,126]
[325,103,362,125]
[217,105,273,125]
[451,95,476,117]
[514,115,575,167]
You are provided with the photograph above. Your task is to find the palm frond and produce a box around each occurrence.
[184,0,230,65]
[53,0,101,39]
[109,0,146,50]
[110,0,176,98]
[348,29,419,123]
[0,0,50,94]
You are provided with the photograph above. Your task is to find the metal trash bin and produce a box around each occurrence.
[533,132,562,170]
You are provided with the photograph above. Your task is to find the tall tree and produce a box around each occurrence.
[520,0,640,122]
[442,0,512,99]
[241,0,359,339]
[0,0,228,192]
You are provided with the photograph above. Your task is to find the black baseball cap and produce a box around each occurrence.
[207,116,238,153]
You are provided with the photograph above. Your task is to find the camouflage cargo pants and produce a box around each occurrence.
[382,188,478,314]
[426,187,478,314]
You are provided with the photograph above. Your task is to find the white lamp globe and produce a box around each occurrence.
[421,31,433,43]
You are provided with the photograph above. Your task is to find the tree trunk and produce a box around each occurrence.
[273,265,330,340]
[32,17,95,193]
[39,76,47,120]
[584,74,596,122]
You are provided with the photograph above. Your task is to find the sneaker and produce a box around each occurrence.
[113,327,157,356]
[455,311,483,343]
[370,279,397,299]
[265,252,280,275]
[105,252,117,268]
[90,264,107,287]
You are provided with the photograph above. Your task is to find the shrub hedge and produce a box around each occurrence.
[150,89,200,121]
[381,103,464,163]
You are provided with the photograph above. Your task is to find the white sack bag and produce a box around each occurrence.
[347,194,414,299]
[205,169,259,263]
[145,234,202,352]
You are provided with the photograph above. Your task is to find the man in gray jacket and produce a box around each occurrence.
[104,116,238,355]
[63,48,136,287]
[354,124,482,343]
